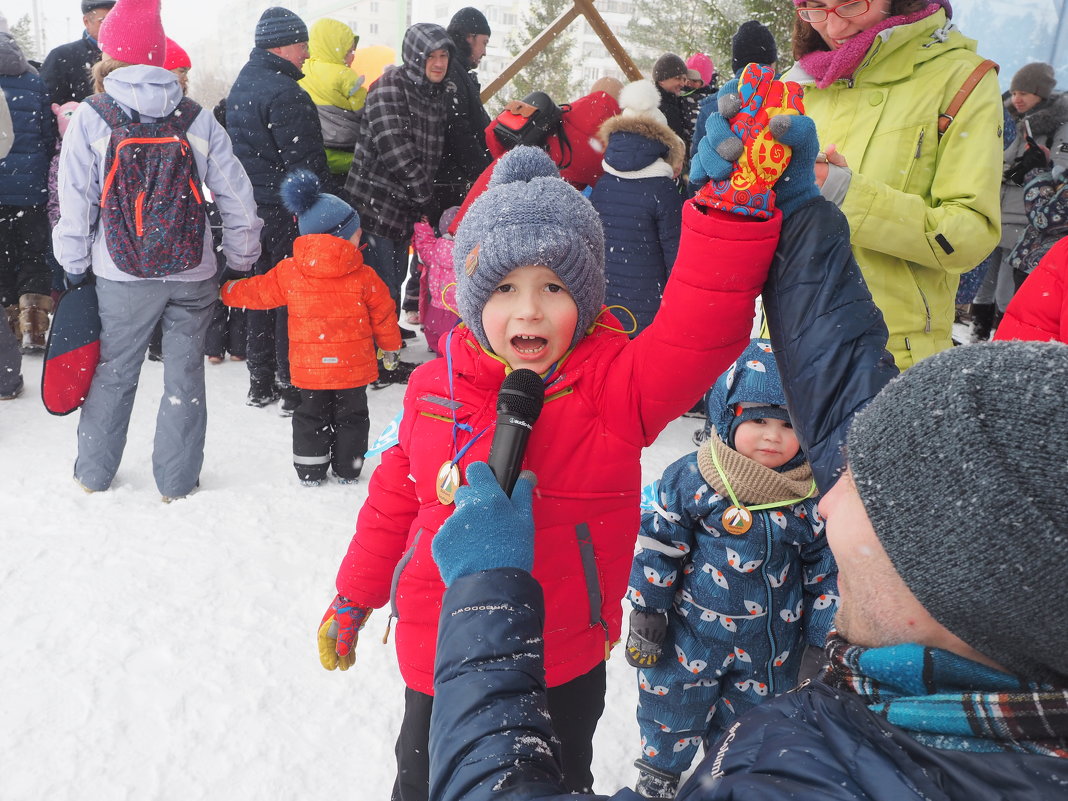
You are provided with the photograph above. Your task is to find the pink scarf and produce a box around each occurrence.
[796,2,947,89]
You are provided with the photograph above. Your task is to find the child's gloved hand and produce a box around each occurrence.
[625,610,668,668]
[318,594,372,671]
[431,461,537,587]
[381,350,401,371]
[691,64,808,220]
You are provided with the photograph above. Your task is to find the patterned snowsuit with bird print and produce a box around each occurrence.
[628,343,839,776]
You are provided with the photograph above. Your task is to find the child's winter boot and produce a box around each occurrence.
[633,760,680,800]
[969,302,996,342]
[19,293,53,352]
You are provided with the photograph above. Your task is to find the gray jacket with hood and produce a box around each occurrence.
[344,23,453,241]
[1001,92,1068,247]
[53,65,262,283]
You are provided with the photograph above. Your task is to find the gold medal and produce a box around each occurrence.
[722,505,753,535]
[436,460,462,505]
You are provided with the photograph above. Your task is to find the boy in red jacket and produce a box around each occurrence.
[221,170,402,485]
[318,120,808,798]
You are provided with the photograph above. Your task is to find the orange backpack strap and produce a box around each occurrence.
[938,59,999,138]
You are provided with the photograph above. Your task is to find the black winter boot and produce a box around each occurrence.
[634,760,680,799]
[970,303,996,342]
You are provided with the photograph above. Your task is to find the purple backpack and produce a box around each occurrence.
[86,94,206,278]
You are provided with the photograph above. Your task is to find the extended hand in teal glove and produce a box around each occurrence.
[431,461,537,586]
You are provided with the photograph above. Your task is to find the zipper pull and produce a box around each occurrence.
[381,614,394,644]
[914,129,925,159]
[601,619,612,661]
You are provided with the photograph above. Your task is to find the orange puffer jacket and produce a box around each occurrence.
[221,234,402,389]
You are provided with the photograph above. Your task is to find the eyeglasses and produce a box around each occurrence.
[796,0,871,23]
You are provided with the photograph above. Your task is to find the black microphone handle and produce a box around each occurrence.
[486,413,533,495]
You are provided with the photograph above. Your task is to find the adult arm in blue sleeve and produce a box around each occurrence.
[762,197,899,492]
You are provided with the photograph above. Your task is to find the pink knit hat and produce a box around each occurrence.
[98,0,166,66]
[163,37,190,70]
[686,52,715,86]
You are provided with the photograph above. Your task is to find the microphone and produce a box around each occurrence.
[487,368,545,494]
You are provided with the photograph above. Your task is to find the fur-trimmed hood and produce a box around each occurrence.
[598,113,685,172]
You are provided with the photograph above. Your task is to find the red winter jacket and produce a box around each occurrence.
[221,234,402,389]
[335,202,781,694]
[994,238,1068,344]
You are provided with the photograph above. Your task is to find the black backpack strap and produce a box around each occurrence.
[170,97,203,134]
[85,93,133,130]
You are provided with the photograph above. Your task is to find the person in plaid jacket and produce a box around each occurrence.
[344,22,452,314]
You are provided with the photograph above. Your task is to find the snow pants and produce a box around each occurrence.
[291,386,369,482]
[0,305,21,396]
[0,203,52,305]
[75,277,215,498]
[394,662,606,801]
[246,205,295,388]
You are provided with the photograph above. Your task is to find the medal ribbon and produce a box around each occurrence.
[445,328,490,469]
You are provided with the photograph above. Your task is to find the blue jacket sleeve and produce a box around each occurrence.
[762,197,899,491]
[430,568,641,801]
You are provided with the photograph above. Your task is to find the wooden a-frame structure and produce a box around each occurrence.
[480,0,643,102]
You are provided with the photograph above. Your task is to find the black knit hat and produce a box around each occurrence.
[1011,62,1056,100]
[447,7,491,37]
[653,53,687,84]
[732,20,778,74]
[847,341,1068,686]
[255,6,308,49]
[81,0,116,13]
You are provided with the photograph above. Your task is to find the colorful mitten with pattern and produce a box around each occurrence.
[692,64,805,220]
[318,594,372,671]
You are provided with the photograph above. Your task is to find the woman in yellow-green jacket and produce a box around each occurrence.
[299,18,368,189]
[784,0,1002,368]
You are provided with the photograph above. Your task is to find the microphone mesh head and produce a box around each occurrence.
[497,368,545,423]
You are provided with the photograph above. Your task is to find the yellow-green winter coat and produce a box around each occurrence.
[299,19,367,175]
[784,10,1002,369]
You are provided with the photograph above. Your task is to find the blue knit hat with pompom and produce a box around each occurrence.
[453,146,605,350]
[280,170,360,241]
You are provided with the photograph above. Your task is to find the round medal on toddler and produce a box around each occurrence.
[722,505,754,535]
[436,460,462,505]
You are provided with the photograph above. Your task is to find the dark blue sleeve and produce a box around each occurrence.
[430,568,638,801]
[762,197,899,492]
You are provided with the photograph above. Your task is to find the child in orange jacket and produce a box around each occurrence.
[221,170,402,485]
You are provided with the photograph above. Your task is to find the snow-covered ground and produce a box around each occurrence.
[1,331,703,800]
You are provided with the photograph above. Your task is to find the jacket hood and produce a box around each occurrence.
[705,339,788,441]
[102,64,183,118]
[292,233,363,279]
[400,23,454,88]
[0,32,31,76]
[1009,92,1068,139]
[599,114,684,172]
[308,18,357,65]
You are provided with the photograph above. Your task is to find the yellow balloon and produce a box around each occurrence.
[350,45,397,89]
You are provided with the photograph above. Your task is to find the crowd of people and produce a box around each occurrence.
[1,0,1066,799]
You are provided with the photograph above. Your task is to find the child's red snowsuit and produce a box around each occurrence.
[335,202,781,694]
[221,233,402,389]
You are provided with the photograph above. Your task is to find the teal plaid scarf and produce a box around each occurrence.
[824,635,1068,757]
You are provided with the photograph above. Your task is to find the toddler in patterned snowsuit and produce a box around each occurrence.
[626,339,839,799]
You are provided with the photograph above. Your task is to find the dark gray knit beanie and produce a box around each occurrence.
[847,341,1068,686]
[1011,62,1056,100]
[653,53,688,84]
[453,147,605,350]
[732,20,778,75]
[255,6,308,49]
[447,7,491,37]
